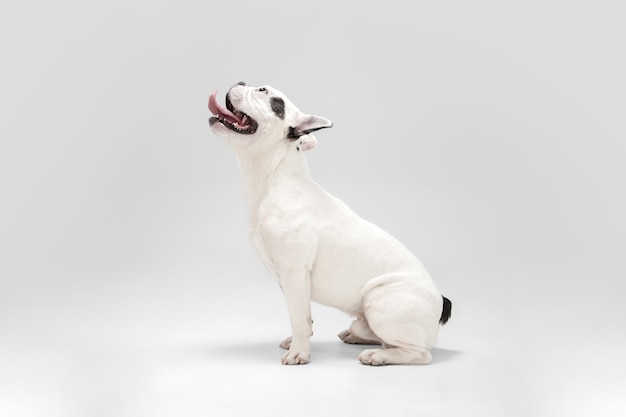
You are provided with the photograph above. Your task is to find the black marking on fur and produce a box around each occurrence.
[287,126,300,140]
[440,296,452,325]
[270,97,285,119]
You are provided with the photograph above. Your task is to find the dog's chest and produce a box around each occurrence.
[249,226,275,276]
[247,180,324,276]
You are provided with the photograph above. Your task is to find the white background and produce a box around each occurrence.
[1,1,625,416]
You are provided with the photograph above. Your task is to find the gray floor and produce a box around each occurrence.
[2,226,625,416]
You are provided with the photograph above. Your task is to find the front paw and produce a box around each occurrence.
[281,349,310,365]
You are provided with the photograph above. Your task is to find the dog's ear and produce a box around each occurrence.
[297,134,318,152]
[288,114,333,139]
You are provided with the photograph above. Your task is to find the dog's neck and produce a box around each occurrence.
[233,143,311,224]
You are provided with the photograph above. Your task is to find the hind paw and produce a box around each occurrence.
[338,330,380,345]
[279,336,292,350]
[358,347,432,365]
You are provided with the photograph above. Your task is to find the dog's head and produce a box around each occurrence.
[209,82,332,152]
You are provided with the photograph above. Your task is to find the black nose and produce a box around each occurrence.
[237,81,246,86]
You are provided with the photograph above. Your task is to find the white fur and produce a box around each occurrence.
[210,84,444,365]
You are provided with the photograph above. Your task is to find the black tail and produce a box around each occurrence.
[439,296,452,325]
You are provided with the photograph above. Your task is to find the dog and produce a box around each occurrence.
[208,82,451,365]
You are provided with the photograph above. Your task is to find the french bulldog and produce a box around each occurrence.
[208,82,451,365]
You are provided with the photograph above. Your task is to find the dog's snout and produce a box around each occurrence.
[228,81,247,97]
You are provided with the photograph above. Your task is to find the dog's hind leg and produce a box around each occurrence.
[357,277,440,365]
[338,317,382,345]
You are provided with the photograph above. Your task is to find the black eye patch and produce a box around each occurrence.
[270,97,285,119]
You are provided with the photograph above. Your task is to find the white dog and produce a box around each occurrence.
[209,82,451,365]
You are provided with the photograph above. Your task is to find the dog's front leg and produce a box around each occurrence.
[279,270,313,365]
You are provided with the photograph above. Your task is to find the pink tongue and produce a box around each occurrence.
[208,91,243,124]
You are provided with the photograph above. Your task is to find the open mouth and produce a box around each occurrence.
[208,91,258,134]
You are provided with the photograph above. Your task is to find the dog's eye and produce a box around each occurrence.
[258,87,267,93]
